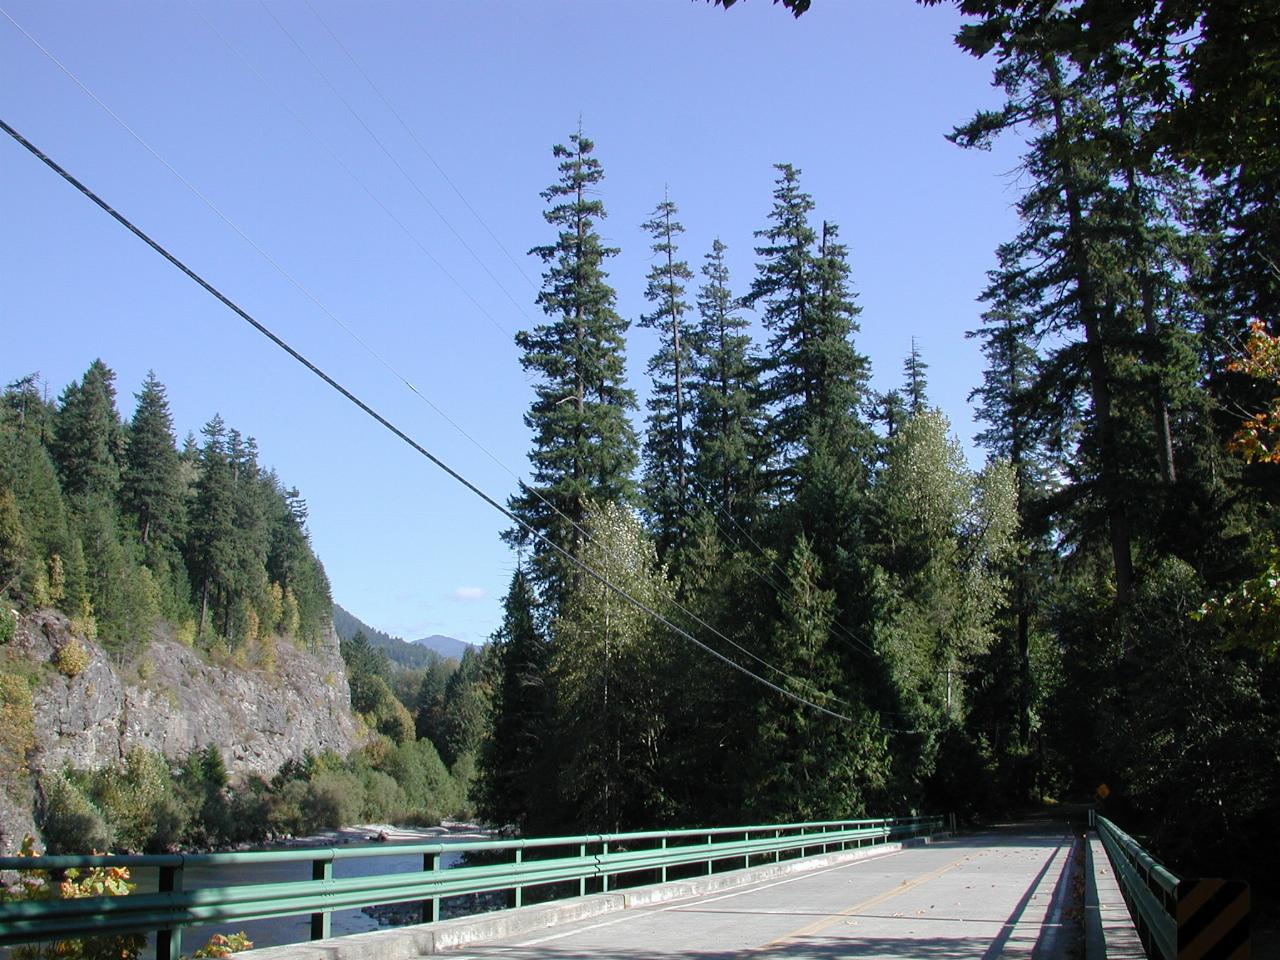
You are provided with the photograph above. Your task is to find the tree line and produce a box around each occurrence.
[0,363,331,657]
[478,0,1280,888]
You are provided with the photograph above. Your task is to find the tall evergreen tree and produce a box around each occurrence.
[746,168,870,490]
[50,360,122,503]
[903,339,929,414]
[688,238,766,533]
[188,416,236,637]
[638,196,695,561]
[121,372,183,549]
[477,569,553,831]
[505,128,638,609]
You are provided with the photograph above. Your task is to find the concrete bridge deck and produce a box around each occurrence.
[251,824,1092,960]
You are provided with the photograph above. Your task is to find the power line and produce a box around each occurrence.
[301,0,539,291]
[0,3,510,382]
[0,115,865,726]
[256,1,537,327]
[683,473,881,662]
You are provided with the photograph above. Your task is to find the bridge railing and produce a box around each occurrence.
[0,814,942,960]
[1094,814,1249,959]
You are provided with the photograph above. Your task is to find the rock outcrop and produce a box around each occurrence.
[1,611,361,851]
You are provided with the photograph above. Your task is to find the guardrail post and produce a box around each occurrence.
[660,837,668,883]
[512,848,523,908]
[602,842,610,892]
[156,863,183,960]
[579,843,587,897]
[775,828,781,862]
[706,833,713,875]
[421,852,441,923]
[310,858,332,940]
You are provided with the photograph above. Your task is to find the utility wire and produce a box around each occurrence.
[1,5,845,707]
[0,115,866,726]
[301,0,539,290]
[0,3,510,381]
[257,1,537,325]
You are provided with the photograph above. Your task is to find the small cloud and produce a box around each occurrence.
[452,586,485,602]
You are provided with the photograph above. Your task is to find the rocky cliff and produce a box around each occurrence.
[0,611,361,853]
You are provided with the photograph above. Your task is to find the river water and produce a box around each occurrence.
[129,836,478,952]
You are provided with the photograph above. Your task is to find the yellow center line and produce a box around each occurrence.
[756,851,983,949]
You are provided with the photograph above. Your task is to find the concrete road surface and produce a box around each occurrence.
[442,825,1081,959]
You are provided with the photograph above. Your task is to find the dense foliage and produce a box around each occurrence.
[0,364,331,656]
[480,49,1280,896]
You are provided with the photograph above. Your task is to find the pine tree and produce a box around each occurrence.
[505,128,638,609]
[638,196,695,561]
[121,372,183,550]
[187,416,236,638]
[688,238,766,533]
[746,168,870,491]
[903,339,929,414]
[477,569,554,831]
[50,360,122,503]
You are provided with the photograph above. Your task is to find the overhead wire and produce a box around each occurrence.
[255,1,538,326]
[300,0,539,291]
[682,473,881,662]
[0,3,850,710]
[0,114,868,726]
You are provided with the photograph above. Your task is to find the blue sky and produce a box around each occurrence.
[1,0,1024,645]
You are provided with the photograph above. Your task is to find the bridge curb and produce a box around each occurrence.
[238,834,947,959]
[1085,833,1145,959]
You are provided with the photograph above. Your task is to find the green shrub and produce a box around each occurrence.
[40,773,113,854]
[302,770,364,833]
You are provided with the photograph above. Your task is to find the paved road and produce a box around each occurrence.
[442,825,1080,959]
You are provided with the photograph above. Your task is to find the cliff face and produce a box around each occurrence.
[1,611,360,852]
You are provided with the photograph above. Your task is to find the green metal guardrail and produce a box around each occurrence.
[0,815,941,960]
[1093,813,1250,959]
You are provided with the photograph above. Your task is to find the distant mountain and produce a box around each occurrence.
[413,634,473,660]
[332,603,449,670]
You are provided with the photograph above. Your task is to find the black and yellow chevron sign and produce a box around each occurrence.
[1176,878,1250,959]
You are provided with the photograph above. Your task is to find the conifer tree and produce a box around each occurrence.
[50,360,122,503]
[638,196,695,560]
[688,238,766,532]
[121,372,183,550]
[188,416,236,637]
[505,128,638,609]
[903,339,929,414]
[746,168,870,490]
[477,569,554,831]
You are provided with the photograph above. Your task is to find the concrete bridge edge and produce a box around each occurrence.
[238,834,949,960]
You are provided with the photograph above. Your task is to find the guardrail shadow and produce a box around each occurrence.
[457,934,1006,958]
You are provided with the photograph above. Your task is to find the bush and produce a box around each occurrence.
[302,770,364,833]
[53,638,89,678]
[3,835,145,960]
[40,773,113,854]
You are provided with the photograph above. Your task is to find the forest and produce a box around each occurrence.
[0,0,1276,899]
[478,0,1280,892]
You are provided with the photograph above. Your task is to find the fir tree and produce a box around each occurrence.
[121,372,183,549]
[903,339,929,414]
[188,416,236,637]
[688,238,766,533]
[746,168,870,490]
[505,128,638,609]
[476,569,553,831]
[638,196,695,561]
[50,360,122,503]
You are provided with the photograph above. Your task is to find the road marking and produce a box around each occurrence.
[757,850,981,949]
[512,847,911,946]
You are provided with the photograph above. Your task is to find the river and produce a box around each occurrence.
[128,833,483,952]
